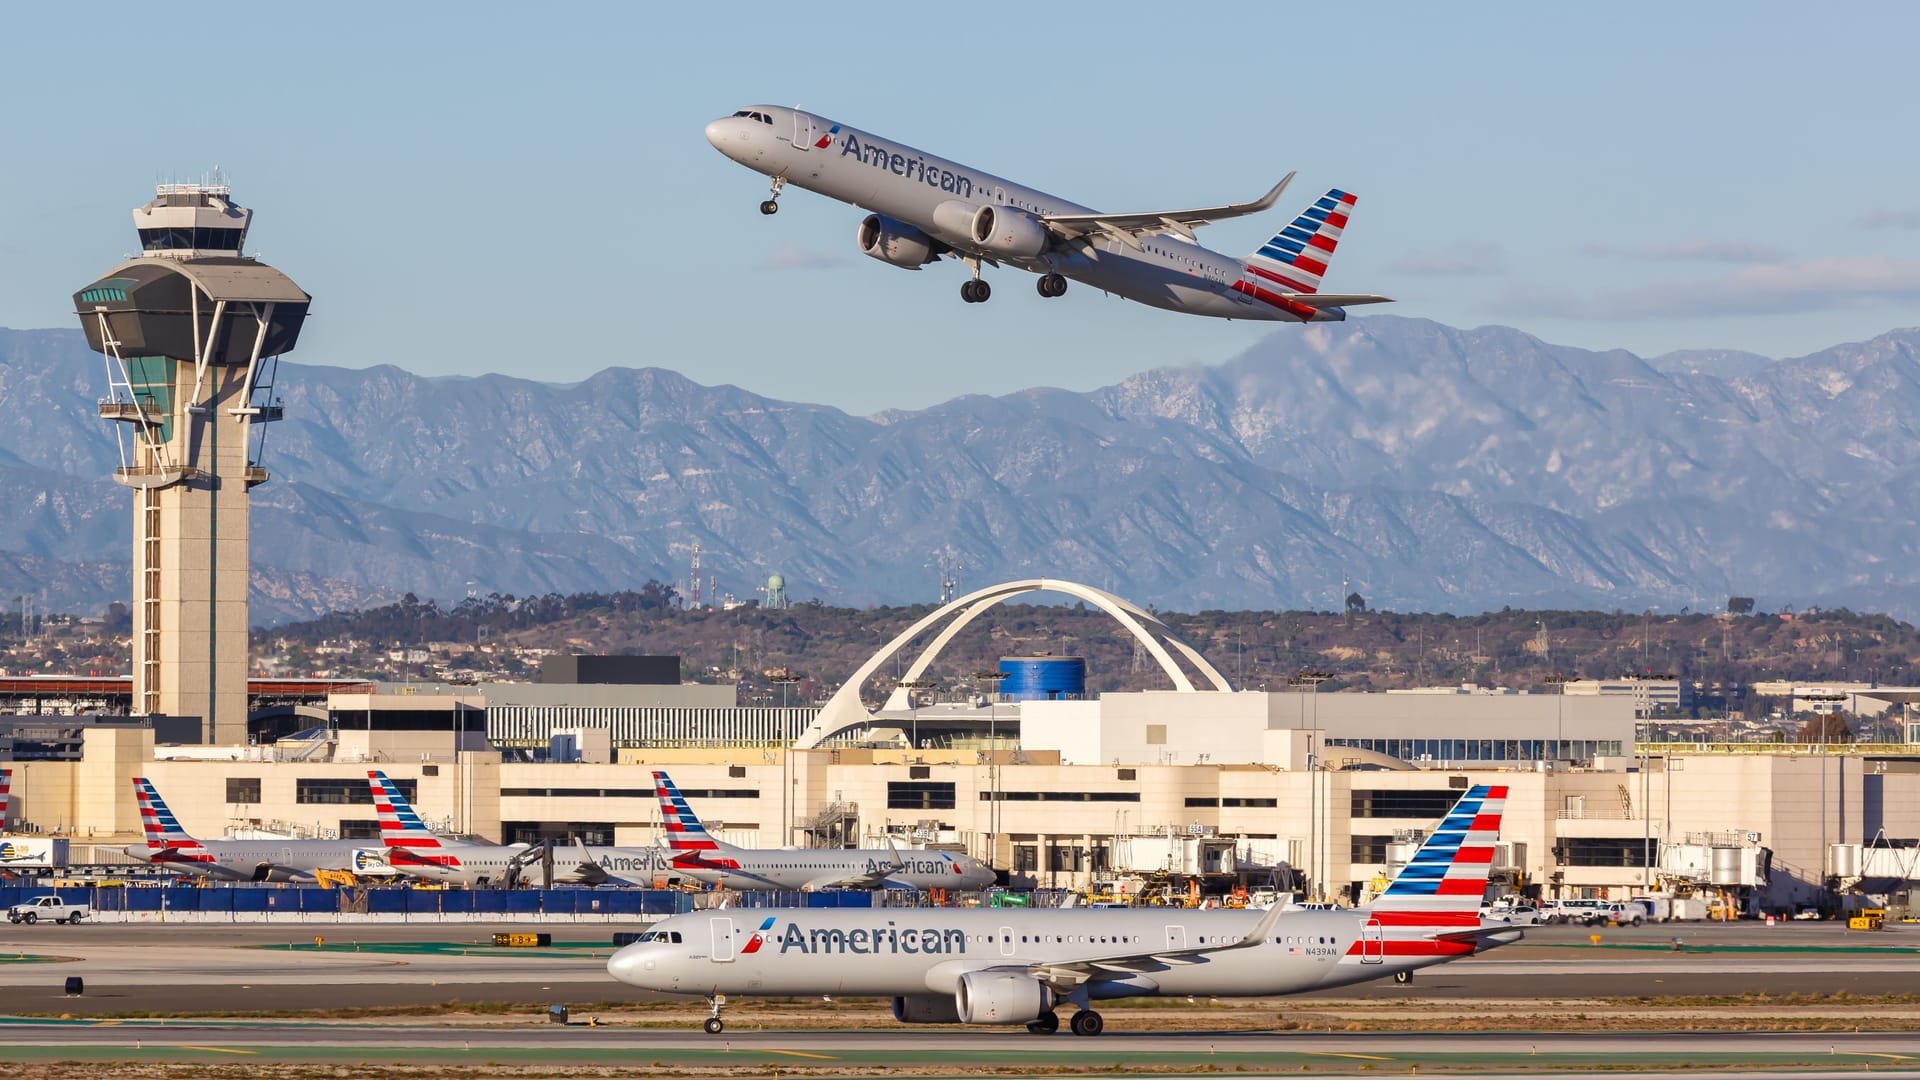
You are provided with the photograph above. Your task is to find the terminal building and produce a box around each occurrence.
[4,578,1920,915]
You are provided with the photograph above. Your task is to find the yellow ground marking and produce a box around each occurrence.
[1838,1053,1915,1062]
[172,1045,256,1055]
[766,1049,838,1060]
[1309,1051,1395,1061]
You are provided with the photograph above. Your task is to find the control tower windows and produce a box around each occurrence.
[138,226,244,252]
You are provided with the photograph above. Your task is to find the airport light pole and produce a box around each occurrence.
[972,669,1010,872]
[1544,673,1575,763]
[896,678,937,751]
[769,669,803,847]
[1289,670,1333,902]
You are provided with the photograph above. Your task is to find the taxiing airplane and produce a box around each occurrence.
[654,769,996,892]
[122,777,401,882]
[368,770,660,887]
[610,784,1517,1036]
[705,106,1390,320]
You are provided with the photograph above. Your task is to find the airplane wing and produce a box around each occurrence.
[1008,902,1290,992]
[801,867,891,891]
[1040,172,1295,248]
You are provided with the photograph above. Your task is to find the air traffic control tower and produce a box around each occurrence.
[72,183,310,744]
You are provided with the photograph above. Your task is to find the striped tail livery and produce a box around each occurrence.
[1351,783,1514,965]
[654,769,740,869]
[130,777,217,866]
[0,767,9,823]
[369,769,461,871]
[1235,189,1384,321]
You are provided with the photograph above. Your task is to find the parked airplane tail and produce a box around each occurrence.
[369,770,445,850]
[130,777,215,863]
[653,769,733,855]
[1374,784,1507,917]
[0,767,9,821]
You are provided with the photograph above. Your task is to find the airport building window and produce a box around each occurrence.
[226,777,261,804]
[1351,835,1394,863]
[1559,837,1654,868]
[137,226,243,251]
[1350,790,1462,819]
[888,781,955,810]
[1048,845,1087,872]
[1185,797,1219,808]
[338,819,380,840]
[1223,797,1278,808]
[297,777,416,805]
[981,791,1138,802]
[504,821,615,846]
[1013,844,1039,872]
[501,786,754,799]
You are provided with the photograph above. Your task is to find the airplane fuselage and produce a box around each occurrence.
[704,106,1343,322]
[610,906,1509,1001]
[125,839,400,882]
[669,846,998,892]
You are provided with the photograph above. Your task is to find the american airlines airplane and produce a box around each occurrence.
[705,105,1390,320]
[122,777,401,882]
[369,770,663,887]
[655,770,996,892]
[610,784,1518,1037]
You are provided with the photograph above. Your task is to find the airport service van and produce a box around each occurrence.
[1632,895,1709,923]
[6,896,89,924]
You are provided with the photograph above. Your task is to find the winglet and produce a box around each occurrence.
[884,835,906,871]
[1252,171,1297,214]
[1239,898,1289,948]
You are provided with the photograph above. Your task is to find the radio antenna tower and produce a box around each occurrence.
[689,542,703,609]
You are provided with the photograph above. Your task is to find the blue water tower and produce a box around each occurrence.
[997,656,1087,701]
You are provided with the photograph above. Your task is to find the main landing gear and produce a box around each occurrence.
[760,175,787,215]
[1036,273,1068,298]
[1069,1009,1105,1037]
[1026,1011,1059,1035]
[703,995,727,1033]
[960,255,990,303]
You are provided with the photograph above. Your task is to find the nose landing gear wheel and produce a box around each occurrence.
[1026,1011,1060,1035]
[1037,273,1067,297]
[703,1016,724,1034]
[1069,1009,1104,1037]
[759,200,779,215]
[961,279,992,303]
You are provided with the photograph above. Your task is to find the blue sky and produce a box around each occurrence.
[3,3,1916,414]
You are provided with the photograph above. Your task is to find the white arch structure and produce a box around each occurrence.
[794,578,1234,749]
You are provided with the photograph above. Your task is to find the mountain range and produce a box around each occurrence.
[2,316,1915,625]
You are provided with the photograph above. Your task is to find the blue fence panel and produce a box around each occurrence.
[230,890,273,913]
[601,891,645,916]
[405,891,445,914]
[498,891,543,914]
[366,889,411,914]
[301,888,342,913]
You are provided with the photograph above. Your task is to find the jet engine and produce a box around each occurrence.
[970,205,1049,259]
[891,994,964,1024]
[857,215,939,269]
[954,971,1055,1024]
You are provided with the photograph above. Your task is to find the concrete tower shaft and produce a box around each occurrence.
[72,184,309,744]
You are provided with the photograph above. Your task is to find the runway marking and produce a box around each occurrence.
[172,1044,256,1055]
[1839,1052,1915,1062]
[1308,1051,1394,1061]
[766,1049,837,1060]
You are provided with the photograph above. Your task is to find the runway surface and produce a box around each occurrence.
[0,920,1915,1074]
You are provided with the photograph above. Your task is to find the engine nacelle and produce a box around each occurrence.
[970,205,1049,259]
[954,971,1054,1025]
[891,994,964,1024]
[856,214,939,269]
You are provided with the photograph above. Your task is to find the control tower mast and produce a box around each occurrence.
[72,182,310,744]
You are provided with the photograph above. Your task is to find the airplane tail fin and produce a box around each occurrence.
[1243,188,1357,295]
[653,769,732,855]
[1373,784,1506,917]
[0,767,9,822]
[368,770,446,851]
[131,777,211,859]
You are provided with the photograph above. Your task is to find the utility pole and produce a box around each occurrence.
[972,669,1010,874]
[1289,670,1333,901]
[768,669,803,847]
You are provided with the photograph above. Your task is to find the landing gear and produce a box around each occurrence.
[961,279,992,303]
[1026,1011,1060,1035]
[1037,273,1068,298]
[1393,969,1414,984]
[703,995,727,1034]
[760,174,788,215]
[1069,1008,1104,1037]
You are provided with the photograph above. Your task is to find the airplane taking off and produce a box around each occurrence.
[654,770,996,892]
[705,106,1391,320]
[122,777,401,882]
[611,784,1516,1036]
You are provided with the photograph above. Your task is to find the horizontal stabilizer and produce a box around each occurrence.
[1277,292,1395,309]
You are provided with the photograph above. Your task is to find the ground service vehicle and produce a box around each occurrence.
[7,896,89,924]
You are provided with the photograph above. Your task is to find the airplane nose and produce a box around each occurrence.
[607,944,643,984]
[704,120,726,149]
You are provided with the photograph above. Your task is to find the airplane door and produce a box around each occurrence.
[1164,924,1188,951]
[790,111,818,150]
[710,917,736,962]
[1360,917,1384,964]
[999,926,1015,958]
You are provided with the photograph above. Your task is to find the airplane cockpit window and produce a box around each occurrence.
[733,110,751,118]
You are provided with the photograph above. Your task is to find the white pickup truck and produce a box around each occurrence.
[6,896,90,924]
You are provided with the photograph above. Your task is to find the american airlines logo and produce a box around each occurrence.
[866,855,962,876]
[772,919,968,956]
[839,135,976,198]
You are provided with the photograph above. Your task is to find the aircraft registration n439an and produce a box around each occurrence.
[705,106,1391,320]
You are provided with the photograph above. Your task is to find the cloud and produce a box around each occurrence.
[1383,244,1505,276]
[1857,208,1920,230]
[1489,255,1920,320]
[1583,238,1785,263]
[764,244,846,271]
